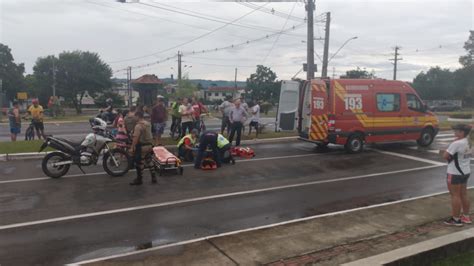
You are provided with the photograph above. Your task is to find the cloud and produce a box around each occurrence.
[0,0,471,82]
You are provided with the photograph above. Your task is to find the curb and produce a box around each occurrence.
[0,136,298,161]
[342,228,474,266]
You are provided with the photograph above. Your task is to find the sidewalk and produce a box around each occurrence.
[82,190,474,265]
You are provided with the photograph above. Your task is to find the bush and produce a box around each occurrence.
[449,113,473,119]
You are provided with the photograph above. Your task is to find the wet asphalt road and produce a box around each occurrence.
[0,134,468,265]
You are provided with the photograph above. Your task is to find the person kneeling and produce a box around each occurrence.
[195,131,222,169]
[178,129,198,162]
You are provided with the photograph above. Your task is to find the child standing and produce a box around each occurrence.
[443,124,472,226]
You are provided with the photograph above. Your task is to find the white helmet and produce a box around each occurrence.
[90,117,107,132]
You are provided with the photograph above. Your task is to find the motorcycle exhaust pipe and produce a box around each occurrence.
[52,161,73,167]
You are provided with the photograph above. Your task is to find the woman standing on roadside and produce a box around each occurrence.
[443,124,472,226]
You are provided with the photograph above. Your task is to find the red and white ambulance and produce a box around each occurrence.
[277,79,439,153]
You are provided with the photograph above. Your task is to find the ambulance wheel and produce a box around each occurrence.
[417,128,434,147]
[345,134,364,154]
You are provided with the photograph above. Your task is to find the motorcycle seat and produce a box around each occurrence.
[58,138,83,148]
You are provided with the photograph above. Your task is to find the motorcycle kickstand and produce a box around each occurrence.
[77,165,86,174]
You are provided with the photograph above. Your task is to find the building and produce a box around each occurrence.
[132,74,165,106]
[203,87,245,102]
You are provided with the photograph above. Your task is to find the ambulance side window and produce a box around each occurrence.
[376,94,400,112]
[406,94,423,112]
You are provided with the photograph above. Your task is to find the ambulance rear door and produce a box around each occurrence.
[308,80,329,141]
[277,80,301,131]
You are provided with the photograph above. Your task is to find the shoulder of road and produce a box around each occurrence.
[81,189,474,266]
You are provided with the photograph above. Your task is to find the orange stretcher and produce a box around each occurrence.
[152,146,183,176]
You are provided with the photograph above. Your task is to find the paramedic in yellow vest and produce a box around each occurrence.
[217,133,232,163]
[28,98,45,139]
[177,129,198,162]
[194,131,222,169]
[130,111,156,186]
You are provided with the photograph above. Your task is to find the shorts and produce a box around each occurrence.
[10,127,21,135]
[447,173,470,185]
[33,121,44,131]
[152,122,166,136]
[249,121,259,127]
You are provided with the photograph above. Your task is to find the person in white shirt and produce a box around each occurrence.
[443,124,472,226]
[248,100,260,138]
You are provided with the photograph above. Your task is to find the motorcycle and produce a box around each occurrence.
[39,118,131,178]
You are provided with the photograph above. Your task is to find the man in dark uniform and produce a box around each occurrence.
[130,111,156,185]
[194,131,222,169]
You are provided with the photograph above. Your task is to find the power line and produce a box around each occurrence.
[262,2,297,63]
[237,2,305,22]
[110,2,269,64]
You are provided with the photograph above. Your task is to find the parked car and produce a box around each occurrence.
[428,102,462,112]
[278,79,439,153]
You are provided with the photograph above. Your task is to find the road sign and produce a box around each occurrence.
[17,92,28,100]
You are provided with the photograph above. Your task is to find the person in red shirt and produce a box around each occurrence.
[177,129,198,161]
[151,96,168,145]
[192,97,208,133]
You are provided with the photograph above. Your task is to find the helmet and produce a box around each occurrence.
[32,98,39,105]
[90,117,107,132]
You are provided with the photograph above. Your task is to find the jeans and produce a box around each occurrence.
[229,121,243,146]
[221,116,231,135]
[194,132,221,168]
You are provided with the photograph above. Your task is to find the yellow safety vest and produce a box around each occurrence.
[177,134,196,148]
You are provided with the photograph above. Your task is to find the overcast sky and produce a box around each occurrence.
[1,0,473,82]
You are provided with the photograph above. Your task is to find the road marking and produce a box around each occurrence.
[437,137,455,142]
[373,149,446,166]
[71,184,469,265]
[436,133,454,137]
[0,153,325,184]
[0,164,441,231]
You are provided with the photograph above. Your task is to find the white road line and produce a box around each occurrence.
[71,185,471,265]
[0,164,442,231]
[373,149,446,166]
[437,137,456,141]
[436,133,454,137]
[0,153,327,185]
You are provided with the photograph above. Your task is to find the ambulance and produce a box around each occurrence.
[277,79,439,153]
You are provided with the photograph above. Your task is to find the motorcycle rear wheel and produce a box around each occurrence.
[42,152,71,178]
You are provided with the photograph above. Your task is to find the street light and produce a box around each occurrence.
[328,36,358,63]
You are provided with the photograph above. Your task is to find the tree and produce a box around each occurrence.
[176,78,197,98]
[459,30,474,67]
[33,51,112,114]
[246,65,280,103]
[412,67,455,100]
[341,67,375,79]
[0,43,25,101]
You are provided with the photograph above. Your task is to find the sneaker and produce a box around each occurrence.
[461,215,472,224]
[444,217,463,227]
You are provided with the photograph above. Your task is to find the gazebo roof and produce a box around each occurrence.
[132,74,164,84]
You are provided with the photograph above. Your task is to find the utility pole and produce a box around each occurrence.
[332,67,336,79]
[306,0,315,80]
[321,12,331,78]
[52,58,56,97]
[127,66,132,107]
[234,68,238,88]
[390,46,403,80]
[177,51,182,81]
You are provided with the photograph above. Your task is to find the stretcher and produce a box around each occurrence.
[230,147,255,159]
[152,146,183,176]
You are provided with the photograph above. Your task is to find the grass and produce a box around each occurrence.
[0,140,54,154]
[432,250,474,266]
[0,131,297,154]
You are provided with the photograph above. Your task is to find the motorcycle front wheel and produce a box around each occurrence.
[103,148,131,177]
[42,152,71,178]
